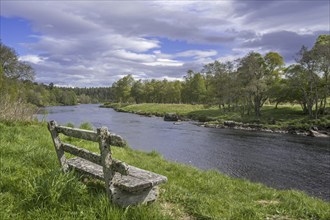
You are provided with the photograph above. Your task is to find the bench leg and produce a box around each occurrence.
[110,185,159,207]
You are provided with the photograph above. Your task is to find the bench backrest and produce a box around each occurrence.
[47,120,127,197]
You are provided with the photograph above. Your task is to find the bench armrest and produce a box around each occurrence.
[111,159,129,175]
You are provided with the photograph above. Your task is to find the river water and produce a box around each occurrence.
[38,104,330,201]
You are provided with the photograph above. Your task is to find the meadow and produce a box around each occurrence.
[102,103,330,130]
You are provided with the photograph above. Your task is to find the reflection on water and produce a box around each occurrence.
[38,104,330,201]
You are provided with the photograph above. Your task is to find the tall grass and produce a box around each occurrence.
[1,121,329,219]
[0,94,37,121]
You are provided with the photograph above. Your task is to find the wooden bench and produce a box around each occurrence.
[47,120,167,207]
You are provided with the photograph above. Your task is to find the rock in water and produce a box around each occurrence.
[164,113,179,121]
[307,129,329,138]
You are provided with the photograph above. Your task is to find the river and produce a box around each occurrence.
[38,104,330,201]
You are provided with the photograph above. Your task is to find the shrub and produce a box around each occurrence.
[0,94,37,121]
[79,122,93,130]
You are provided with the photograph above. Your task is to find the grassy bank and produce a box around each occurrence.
[101,103,205,116]
[102,103,330,131]
[0,121,329,219]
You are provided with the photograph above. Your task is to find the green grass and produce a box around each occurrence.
[118,103,206,116]
[1,121,329,219]
[105,103,330,130]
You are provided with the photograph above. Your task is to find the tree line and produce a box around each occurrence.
[111,35,329,119]
[1,35,329,120]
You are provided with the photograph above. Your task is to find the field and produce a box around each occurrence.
[1,120,329,219]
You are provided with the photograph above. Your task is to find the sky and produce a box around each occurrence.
[1,0,329,87]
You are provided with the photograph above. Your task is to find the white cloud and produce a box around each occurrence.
[175,50,218,59]
[112,50,155,62]
[19,55,45,64]
[143,58,183,67]
[103,34,160,52]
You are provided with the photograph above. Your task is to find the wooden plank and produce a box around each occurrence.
[67,157,166,192]
[67,157,104,180]
[112,172,151,192]
[113,165,167,192]
[48,121,69,171]
[127,166,168,187]
[67,157,129,180]
[61,143,101,165]
[56,126,98,142]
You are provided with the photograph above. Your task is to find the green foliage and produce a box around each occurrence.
[65,122,75,128]
[0,42,35,81]
[112,74,134,103]
[1,121,329,219]
[283,35,329,119]
[79,122,93,130]
[0,43,38,121]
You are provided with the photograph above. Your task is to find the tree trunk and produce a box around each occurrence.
[315,92,319,119]
[254,96,261,118]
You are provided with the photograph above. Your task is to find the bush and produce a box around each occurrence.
[79,122,93,130]
[0,94,37,121]
[65,122,75,128]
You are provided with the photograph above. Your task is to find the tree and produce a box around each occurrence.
[203,61,236,109]
[58,90,77,105]
[0,42,35,81]
[169,80,182,103]
[112,74,134,103]
[131,80,145,103]
[237,52,267,117]
[312,35,330,114]
[0,43,37,120]
[182,70,207,104]
[285,36,329,118]
[264,52,285,108]
[236,52,284,117]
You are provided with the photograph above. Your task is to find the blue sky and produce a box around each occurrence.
[1,0,329,87]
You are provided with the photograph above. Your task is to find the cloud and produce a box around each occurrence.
[231,0,329,34]
[143,58,183,67]
[19,55,45,64]
[175,50,218,59]
[241,30,328,62]
[1,0,329,86]
[112,50,155,62]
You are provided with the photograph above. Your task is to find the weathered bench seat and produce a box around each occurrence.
[67,157,167,192]
[48,120,167,207]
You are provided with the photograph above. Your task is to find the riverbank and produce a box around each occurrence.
[101,103,330,138]
[1,120,329,219]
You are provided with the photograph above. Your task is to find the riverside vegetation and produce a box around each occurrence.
[1,120,330,219]
[102,35,330,134]
[101,103,330,135]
